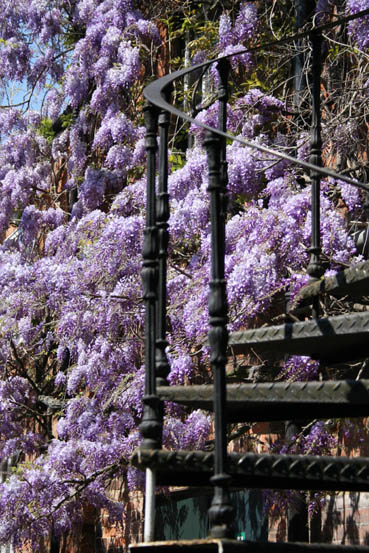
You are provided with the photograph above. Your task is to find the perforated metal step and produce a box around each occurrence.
[228,312,369,363]
[157,379,369,422]
[292,261,369,309]
[130,539,369,553]
[131,449,369,492]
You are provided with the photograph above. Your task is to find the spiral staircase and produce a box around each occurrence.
[130,7,369,553]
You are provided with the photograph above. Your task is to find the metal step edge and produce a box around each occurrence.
[130,539,369,553]
[228,311,369,362]
[157,380,369,422]
[291,261,369,308]
[131,449,369,492]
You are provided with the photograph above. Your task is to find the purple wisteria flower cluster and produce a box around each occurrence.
[347,0,369,50]
[0,0,367,548]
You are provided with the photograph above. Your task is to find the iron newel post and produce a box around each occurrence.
[205,58,234,539]
[140,102,162,451]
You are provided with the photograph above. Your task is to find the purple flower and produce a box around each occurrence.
[347,0,369,50]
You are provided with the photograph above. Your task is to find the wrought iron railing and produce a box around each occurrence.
[135,6,369,547]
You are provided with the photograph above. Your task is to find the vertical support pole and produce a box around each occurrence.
[286,4,315,542]
[294,0,305,108]
[140,102,160,544]
[307,31,324,318]
[285,421,309,542]
[144,468,156,542]
[294,0,315,110]
[206,58,234,540]
[139,102,161,450]
[217,58,229,200]
[156,100,171,388]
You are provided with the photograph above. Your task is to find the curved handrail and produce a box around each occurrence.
[144,7,369,192]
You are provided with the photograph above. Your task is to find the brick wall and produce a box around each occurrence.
[268,492,369,545]
[51,487,369,551]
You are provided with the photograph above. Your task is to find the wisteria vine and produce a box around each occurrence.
[0,0,368,548]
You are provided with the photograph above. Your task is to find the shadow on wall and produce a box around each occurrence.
[321,492,365,545]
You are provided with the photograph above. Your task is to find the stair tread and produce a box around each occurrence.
[157,380,369,422]
[228,312,369,362]
[292,260,369,307]
[131,448,369,492]
[130,539,369,553]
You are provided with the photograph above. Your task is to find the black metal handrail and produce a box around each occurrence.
[144,67,369,193]
[144,8,369,193]
[139,6,369,541]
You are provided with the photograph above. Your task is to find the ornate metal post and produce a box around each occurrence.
[139,102,162,450]
[307,31,324,318]
[217,58,229,205]
[294,0,315,110]
[206,58,234,539]
[140,102,161,543]
[156,100,171,388]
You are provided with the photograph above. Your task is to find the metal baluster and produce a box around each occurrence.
[156,101,171,388]
[206,58,234,539]
[294,0,315,111]
[139,102,161,450]
[218,58,229,206]
[307,31,324,318]
[140,102,161,544]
